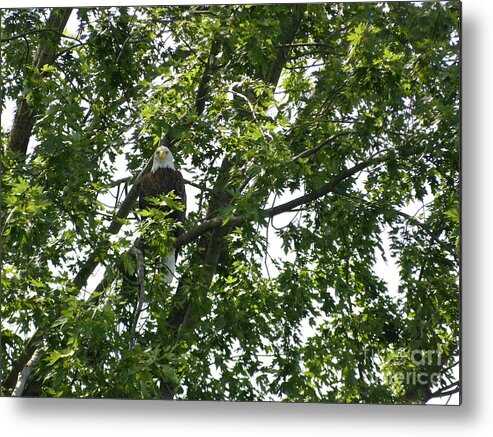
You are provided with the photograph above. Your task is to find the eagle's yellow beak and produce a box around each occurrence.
[159,150,167,160]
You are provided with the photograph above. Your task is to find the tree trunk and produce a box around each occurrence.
[8,8,72,155]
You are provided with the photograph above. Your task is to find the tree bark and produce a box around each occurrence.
[2,329,42,391]
[11,349,43,397]
[8,8,72,155]
[266,4,305,85]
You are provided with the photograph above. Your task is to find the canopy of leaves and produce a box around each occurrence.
[0,2,460,403]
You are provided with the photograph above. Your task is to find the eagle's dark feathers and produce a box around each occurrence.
[139,167,187,229]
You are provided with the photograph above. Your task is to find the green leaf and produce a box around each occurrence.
[121,252,136,276]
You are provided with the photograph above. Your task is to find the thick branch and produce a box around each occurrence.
[266,4,306,85]
[265,156,383,218]
[175,148,424,250]
[175,216,242,250]
[8,8,72,155]
[11,349,43,397]
[2,328,43,391]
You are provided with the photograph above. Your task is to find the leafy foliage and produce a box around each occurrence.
[1,3,460,403]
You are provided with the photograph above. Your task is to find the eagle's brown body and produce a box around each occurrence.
[139,167,187,226]
[139,167,187,261]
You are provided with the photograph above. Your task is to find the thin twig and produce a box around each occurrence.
[291,130,353,161]
[427,383,460,400]
[284,63,325,70]
[183,177,209,192]
[0,28,82,44]
[55,41,89,58]
[276,42,336,49]
[0,208,15,237]
[176,35,208,66]
[129,246,145,349]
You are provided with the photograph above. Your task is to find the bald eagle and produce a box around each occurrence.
[139,145,187,282]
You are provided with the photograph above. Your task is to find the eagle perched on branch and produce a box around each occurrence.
[139,145,187,282]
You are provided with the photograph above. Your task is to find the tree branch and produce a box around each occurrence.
[331,189,459,261]
[264,156,383,218]
[396,210,458,260]
[173,147,425,250]
[0,28,81,44]
[108,176,132,188]
[2,329,43,391]
[193,38,219,115]
[426,382,460,401]
[175,215,242,250]
[11,349,44,397]
[291,130,353,161]
[129,246,145,349]
[8,8,73,155]
[266,4,306,85]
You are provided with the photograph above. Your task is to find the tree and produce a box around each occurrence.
[0,3,460,403]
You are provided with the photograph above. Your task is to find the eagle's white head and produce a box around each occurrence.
[151,145,175,172]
